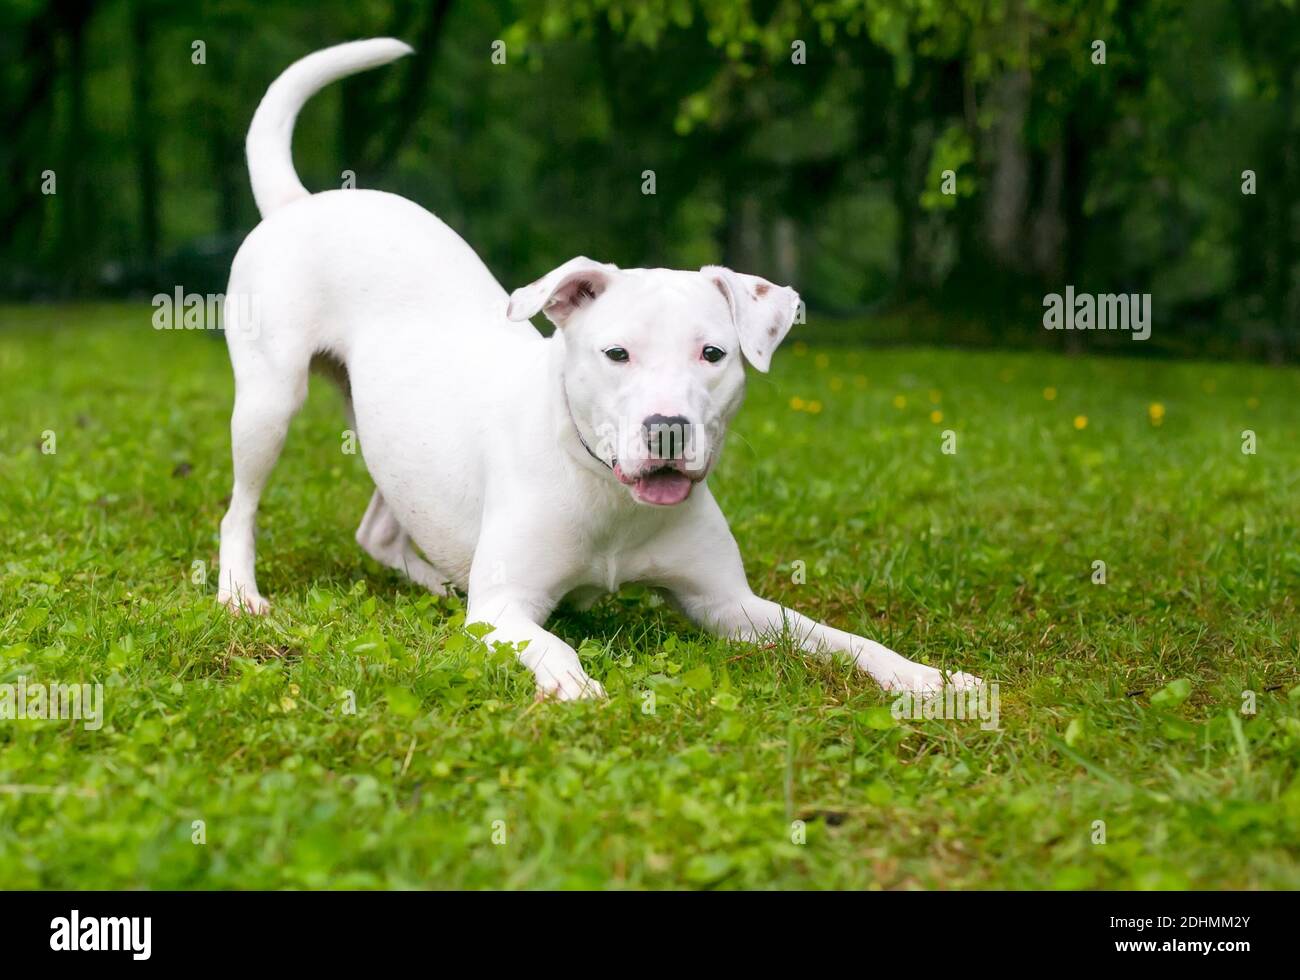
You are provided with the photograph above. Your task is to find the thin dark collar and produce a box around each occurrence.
[561,378,613,472]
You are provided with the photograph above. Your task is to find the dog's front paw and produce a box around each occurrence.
[534,668,606,702]
[218,589,271,616]
[878,662,981,694]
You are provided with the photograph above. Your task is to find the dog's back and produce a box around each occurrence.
[227,187,530,354]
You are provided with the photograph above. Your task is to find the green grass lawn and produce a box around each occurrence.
[1,303,1298,889]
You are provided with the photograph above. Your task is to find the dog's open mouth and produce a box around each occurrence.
[613,462,698,506]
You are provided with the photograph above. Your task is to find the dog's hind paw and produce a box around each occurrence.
[218,589,271,616]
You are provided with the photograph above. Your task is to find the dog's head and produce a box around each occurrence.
[507,257,799,506]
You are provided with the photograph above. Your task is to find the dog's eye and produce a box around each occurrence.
[604,347,630,363]
[701,345,726,364]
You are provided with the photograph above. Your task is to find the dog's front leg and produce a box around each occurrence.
[466,589,606,701]
[678,590,979,693]
[658,500,979,693]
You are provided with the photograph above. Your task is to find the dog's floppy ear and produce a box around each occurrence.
[703,266,800,373]
[506,256,620,327]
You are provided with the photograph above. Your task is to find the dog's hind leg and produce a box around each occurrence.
[314,359,450,594]
[355,490,450,595]
[217,348,309,615]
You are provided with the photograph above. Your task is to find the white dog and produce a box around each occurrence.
[217,39,980,700]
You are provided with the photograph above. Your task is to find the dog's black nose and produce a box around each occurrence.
[643,414,692,460]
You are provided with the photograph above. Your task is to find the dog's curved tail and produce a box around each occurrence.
[246,38,413,218]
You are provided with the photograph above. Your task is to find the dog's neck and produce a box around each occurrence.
[561,380,610,472]
[546,340,619,484]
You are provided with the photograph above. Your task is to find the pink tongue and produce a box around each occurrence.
[635,470,693,505]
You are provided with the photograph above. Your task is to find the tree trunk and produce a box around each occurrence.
[983,69,1030,275]
[1030,141,1065,283]
[130,1,160,266]
[1268,65,1297,361]
[725,190,763,272]
[888,74,919,294]
[57,0,95,293]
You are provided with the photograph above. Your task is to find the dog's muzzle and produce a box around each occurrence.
[611,414,709,506]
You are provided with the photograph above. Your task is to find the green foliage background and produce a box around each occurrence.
[2,0,1297,357]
